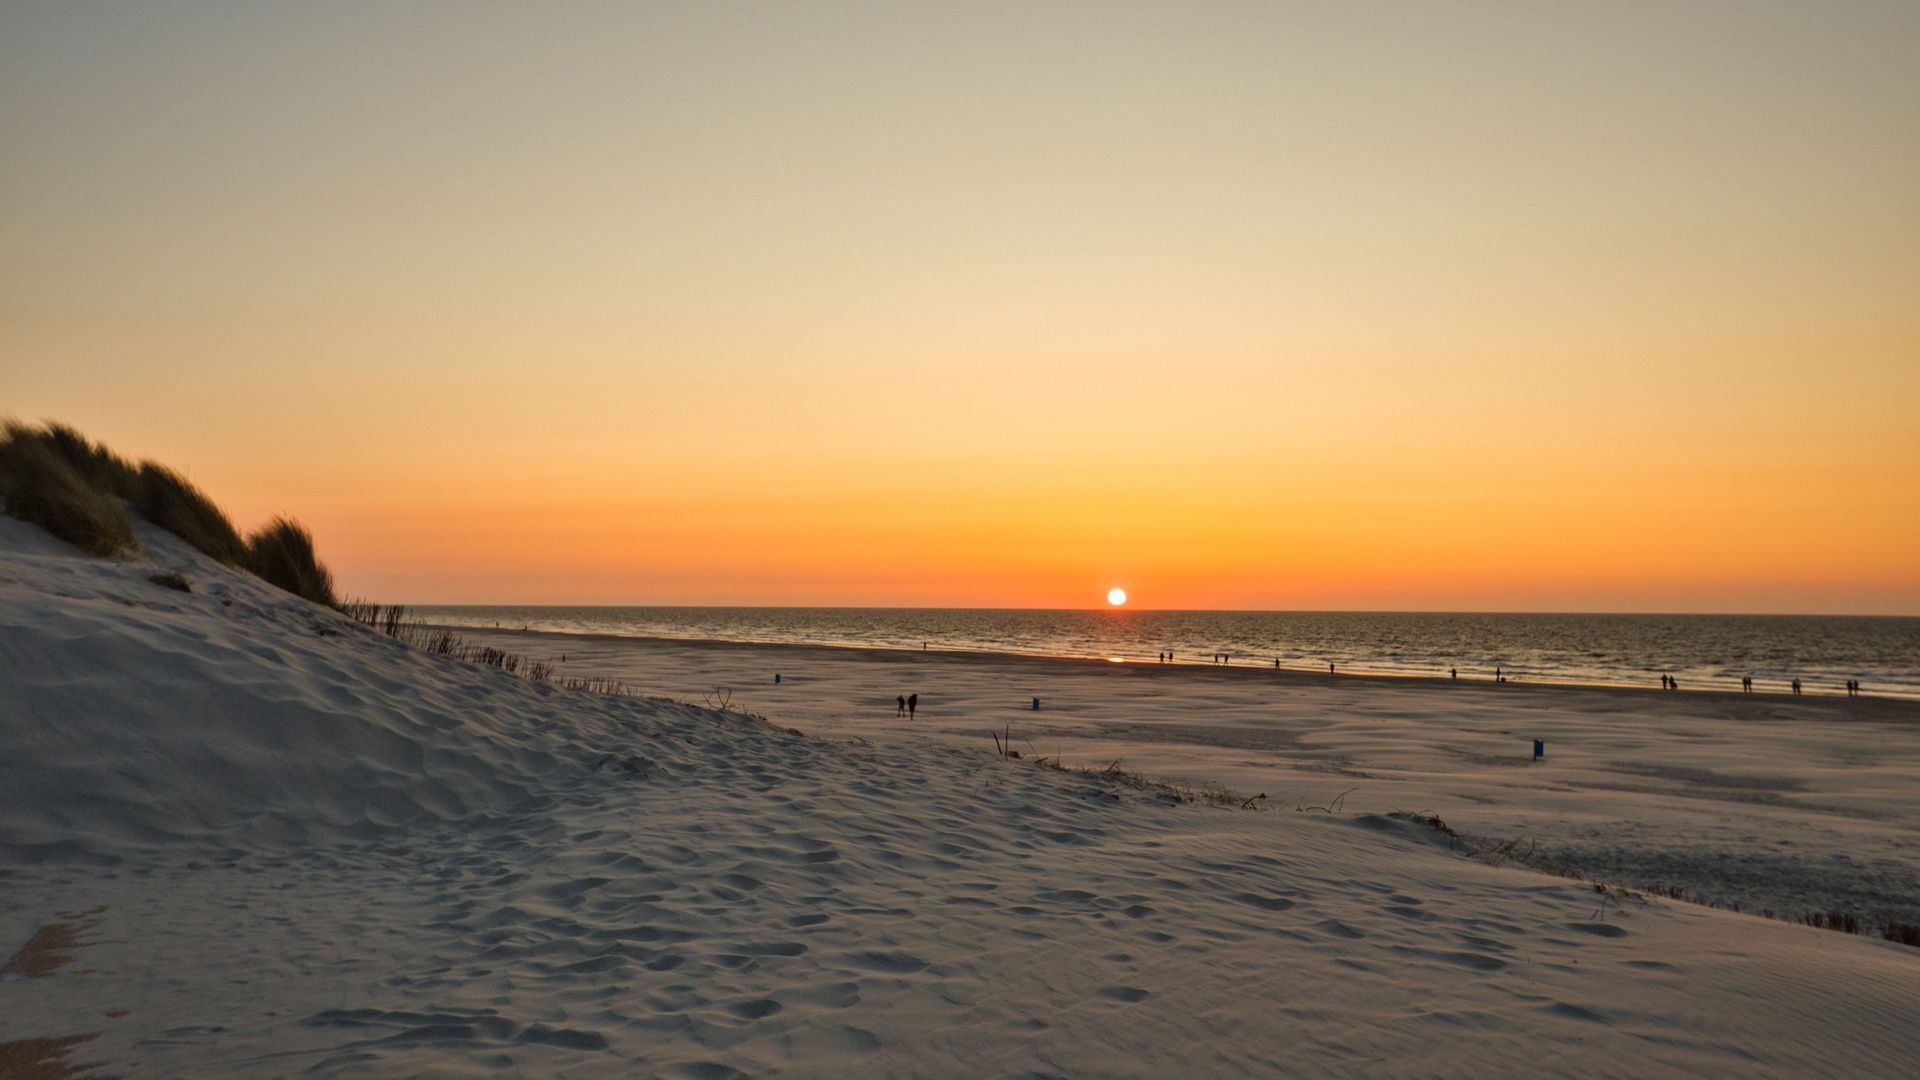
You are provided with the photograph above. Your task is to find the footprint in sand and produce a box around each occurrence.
[725,999,783,1019]
[1544,1002,1610,1024]
[1098,986,1151,1003]
[515,1024,610,1050]
[1383,943,1508,971]
[842,950,929,973]
[827,1025,881,1050]
[784,981,861,1008]
[726,941,808,957]
[673,1063,750,1080]
[1564,922,1629,938]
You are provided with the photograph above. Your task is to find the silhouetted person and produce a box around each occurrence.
[1329,662,1335,675]
[1792,678,1801,695]
[1450,668,1457,679]
[908,693,918,719]
[896,695,906,717]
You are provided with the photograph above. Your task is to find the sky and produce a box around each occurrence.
[2,1,1916,612]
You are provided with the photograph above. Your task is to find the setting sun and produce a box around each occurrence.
[1108,588,1127,606]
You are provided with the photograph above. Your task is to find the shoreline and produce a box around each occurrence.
[432,621,1920,715]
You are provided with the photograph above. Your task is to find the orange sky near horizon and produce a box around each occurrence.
[3,2,1916,613]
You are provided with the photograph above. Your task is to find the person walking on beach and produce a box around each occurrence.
[896,695,906,717]
[1792,678,1801,695]
[907,693,918,719]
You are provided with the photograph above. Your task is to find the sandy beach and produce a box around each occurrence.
[442,625,1920,927]
[5,519,1920,1078]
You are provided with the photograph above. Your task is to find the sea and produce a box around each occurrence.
[414,607,1920,701]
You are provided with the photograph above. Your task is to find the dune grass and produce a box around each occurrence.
[243,515,336,607]
[0,428,135,556]
[134,462,249,566]
[0,420,339,607]
[341,601,647,697]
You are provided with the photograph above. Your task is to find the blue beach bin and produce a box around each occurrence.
[1533,739,1544,760]
[1032,697,1041,711]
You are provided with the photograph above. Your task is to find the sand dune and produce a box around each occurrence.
[4,519,1919,1077]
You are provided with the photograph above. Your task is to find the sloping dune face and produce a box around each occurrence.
[0,516,706,858]
[3,514,1920,1078]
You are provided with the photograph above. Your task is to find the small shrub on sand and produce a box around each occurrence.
[0,430,137,556]
[245,516,338,608]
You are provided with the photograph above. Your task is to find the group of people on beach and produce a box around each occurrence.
[1722,674,1861,696]
[1125,655,1864,698]
[894,693,917,719]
